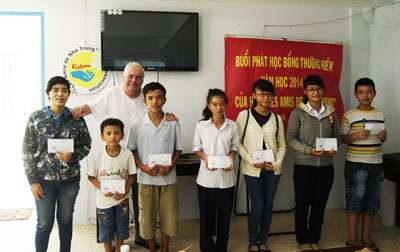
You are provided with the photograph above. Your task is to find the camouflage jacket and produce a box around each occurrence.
[22,107,92,185]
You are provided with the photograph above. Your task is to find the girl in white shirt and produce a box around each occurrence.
[192,89,239,252]
[236,79,286,252]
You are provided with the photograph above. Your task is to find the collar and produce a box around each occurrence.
[354,107,375,113]
[143,112,168,126]
[306,102,326,117]
[204,117,228,131]
[45,107,69,126]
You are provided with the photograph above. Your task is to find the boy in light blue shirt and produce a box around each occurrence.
[126,82,182,252]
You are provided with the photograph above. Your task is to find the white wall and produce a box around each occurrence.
[370,3,400,154]
[2,0,366,223]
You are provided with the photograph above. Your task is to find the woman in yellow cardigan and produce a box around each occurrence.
[236,79,286,252]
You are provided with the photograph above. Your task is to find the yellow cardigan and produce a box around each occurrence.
[236,109,286,177]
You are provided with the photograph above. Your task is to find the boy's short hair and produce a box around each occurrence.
[354,77,375,92]
[46,76,70,93]
[143,82,166,98]
[100,118,124,134]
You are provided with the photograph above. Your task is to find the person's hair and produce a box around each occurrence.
[143,82,167,97]
[202,89,228,120]
[252,79,275,108]
[100,118,124,135]
[46,76,70,94]
[303,74,324,104]
[123,62,145,77]
[354,77,375,92]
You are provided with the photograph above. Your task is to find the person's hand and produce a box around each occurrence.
[254,162,265,169]
[324,149,336,157]
[204,160,216,171]
[311,148,324,156]
[56,151,72,163]
[159,165,173,176]
[30,183,45,200]
[165,112,179,122]
[142,164,159,176]
[378,130,387,142]
[223,157,234,171]
[264,162,274,171]
[113,191,125,200]
[103,192,113,197]
[355,130,370,140]
[71,107,84,119]
[71,106,88,119]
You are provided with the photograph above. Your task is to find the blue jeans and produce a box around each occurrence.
[35,182,80,252]
[97,199,130,242]
[345,160,384,215]
[244,169,281,246]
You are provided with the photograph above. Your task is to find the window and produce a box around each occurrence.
[0,12,44,209]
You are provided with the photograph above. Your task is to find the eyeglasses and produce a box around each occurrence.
[256,93,274,98]
[126,74,144,81]
[306,87,323,93]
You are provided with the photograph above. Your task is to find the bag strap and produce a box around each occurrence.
[241,109,250,143]
[234,109,250,216]
[274,112,279,139]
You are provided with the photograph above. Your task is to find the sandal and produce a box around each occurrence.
[249,244,260,252]
[297,243,313,251]
[361,241,379,252]
[258,243,271,252]
[345,241,360,247]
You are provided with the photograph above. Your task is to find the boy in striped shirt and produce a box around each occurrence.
[341,78,387,252]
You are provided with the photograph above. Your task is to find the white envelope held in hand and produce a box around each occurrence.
[365,123,385,135]
[252,149,275,164]
[101,180,125,194]
[148,153,172,167]
[316,138,337,152]
[47,139,74,153]
[207,156,230,169]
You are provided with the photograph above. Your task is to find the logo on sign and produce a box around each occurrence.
[63,46,109,94]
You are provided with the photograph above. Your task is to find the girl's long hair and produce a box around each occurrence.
[202,89,228,121]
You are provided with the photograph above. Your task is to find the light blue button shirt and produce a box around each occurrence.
[126,113,183,185]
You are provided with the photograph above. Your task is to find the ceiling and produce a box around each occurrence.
[172,0,395,8]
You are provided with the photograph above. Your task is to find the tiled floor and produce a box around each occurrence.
[1,208,399,252]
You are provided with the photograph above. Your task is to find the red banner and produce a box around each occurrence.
[225,37,344,130]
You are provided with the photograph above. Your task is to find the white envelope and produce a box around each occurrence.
[47,139,74,153]
[101,180,125,194]
[252,149,275,163]
[148,153,172,167]
[365,123,385,135]
[207,156,230,169]
[316,138,337,151]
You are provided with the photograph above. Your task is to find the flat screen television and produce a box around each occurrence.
[101,10,198,71]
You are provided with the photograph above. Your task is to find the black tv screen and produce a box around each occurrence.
[101,10,198,71]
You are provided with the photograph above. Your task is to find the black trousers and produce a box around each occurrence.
[293,164,334,244]
[197,185,235,252]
